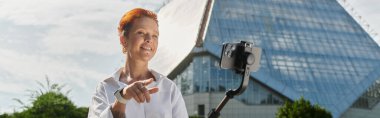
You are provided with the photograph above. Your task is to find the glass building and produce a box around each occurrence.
[157,0,380,117]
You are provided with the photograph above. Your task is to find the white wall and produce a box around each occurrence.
[184,93,281,118]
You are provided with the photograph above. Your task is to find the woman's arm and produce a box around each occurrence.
[89,78,159,118]
[111,99,126,118]
[88,82,131,118]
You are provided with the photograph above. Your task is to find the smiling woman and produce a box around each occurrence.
[88,8,188,118]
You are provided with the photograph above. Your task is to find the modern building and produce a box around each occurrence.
[154,0,380,118]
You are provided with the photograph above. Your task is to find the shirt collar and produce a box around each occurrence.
[112,67,125,89]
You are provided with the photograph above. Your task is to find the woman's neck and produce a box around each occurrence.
[122,57,151,84]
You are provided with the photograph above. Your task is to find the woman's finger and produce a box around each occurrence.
[142,78,154,86]
[141,87,151,103]
[148,87,159,94]
[135,85,146,103]
[128,88,141,103]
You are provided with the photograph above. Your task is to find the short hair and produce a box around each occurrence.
[118,8,158,36]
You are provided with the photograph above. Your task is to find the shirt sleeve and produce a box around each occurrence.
[88,82,114,118]
[171,84,189,118]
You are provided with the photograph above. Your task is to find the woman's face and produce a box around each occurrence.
[123,16,159,62]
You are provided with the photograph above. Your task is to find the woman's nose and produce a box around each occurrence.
[144,34,153,43]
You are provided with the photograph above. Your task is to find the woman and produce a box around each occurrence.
[88,8,188,118]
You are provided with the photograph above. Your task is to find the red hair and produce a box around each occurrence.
[118,8,158,36]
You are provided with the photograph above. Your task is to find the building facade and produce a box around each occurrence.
[159,0,380,118]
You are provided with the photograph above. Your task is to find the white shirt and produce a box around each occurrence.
[88,68,188,118]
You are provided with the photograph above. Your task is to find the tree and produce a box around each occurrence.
[0,76,88,118]
[276,97,332,118]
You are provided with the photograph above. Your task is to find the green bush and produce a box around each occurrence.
[189,115,202,118]
[0,77,88,118]
[276,97,332,118]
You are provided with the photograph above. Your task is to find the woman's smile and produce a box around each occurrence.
[141,45,152,51]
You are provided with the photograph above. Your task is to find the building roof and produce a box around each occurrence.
[150,0,208,75]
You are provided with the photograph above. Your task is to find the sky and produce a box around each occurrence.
[0,0,379,114]
[343,0,380,44]
[0,0,167,113]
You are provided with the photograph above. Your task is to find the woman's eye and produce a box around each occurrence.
[137,31,145,35]
[153,35,158,39]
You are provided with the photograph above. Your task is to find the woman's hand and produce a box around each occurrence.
[122,78,159,103]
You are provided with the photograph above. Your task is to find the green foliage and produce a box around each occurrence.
[189,115,202,118]
[0,77,88,118]
[276,97,332,118]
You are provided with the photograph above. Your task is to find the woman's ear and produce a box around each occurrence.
[120,35,126,45]
[120,35,128,53]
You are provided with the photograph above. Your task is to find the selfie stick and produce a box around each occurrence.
[208,47,255,118]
